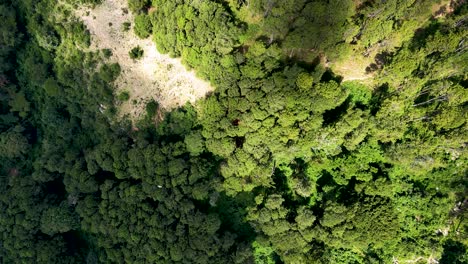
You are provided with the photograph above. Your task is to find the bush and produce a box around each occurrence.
[122,22,131,32]
[342,81,372,105]
[128,0,150,13]
[44,78,60,96]
[117,91,130,101]
[99,63,121,82]
[146,100,159,117]
[69,22,91,47]
[129,46,144,59]
[184,131,204,156]
[102,48,113,58]
[134,14,152,38]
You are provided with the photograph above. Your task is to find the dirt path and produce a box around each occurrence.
[76,0,213,120]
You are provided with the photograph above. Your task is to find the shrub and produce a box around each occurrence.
[129,46,144,59]
[146,100,159,117]
[99,63,121,82]
[296,72,314,90]
[134,14,152,38]
[40,203,79,236]
[69,22,91,47]
[122,22,131,32]
[44,78,60,96]
[102,48,113,58]
[118,91,130,101]
[128,0,150,13]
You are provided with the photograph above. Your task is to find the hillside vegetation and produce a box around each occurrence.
[75,0,213,120]
[0,0,467,263]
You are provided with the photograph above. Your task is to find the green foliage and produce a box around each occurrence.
[40,203,80,236]
[295,72,314,90]
[145,99,158,117]
[43,77,60,96]
[98,63,121,82]
[0,4,19,60]
[252,241,276,264]
[129,46,144,59]
[0,130,29,158]
[122,21,131,31]
[102,48,113,58]
[128,0,149,13]
[343,81,372,105]
[184,131,204,156]
[117,90,130,101]
[311,81,349,113]
[134,14,152,38]
[8,90,30,117]
[1,0,466,263]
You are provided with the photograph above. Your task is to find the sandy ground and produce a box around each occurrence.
[75,0,213,120]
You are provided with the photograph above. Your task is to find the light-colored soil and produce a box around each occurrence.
[75,0,213,120]
[432,0,455,18]
[329,53,374,83]
[332,59,372,82]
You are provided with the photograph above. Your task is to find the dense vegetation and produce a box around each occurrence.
[0,0,467,263]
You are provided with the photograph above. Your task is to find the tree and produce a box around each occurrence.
[134,14,152,38]
[118,90,130,101]
[184,131,205,156]
[440,239,467,264]
[40,203,80,236]
[0,131,29,159]
[98,63,121,82]
[43,78,60,96]
[296,72,314,90]
[0,4,19,60]
[8,91,30,117]
[296,206,316,230]
[1,0,466,262]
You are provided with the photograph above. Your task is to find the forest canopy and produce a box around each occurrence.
[0,0,467,263]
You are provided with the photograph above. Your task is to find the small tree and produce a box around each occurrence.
[134,14,152,38]
[44,78,60,96]
[8,91,30,117]
[0,131,29,159]
[40,203,80,236]
[102,48,113,58]
[128,0,150,13]
[184,131,204,156]
[122,22,131,32]
[146,100,159,118]
[117,90,130,101]
[296,72,314,90]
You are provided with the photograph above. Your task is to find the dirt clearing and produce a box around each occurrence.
[75,0,213,120]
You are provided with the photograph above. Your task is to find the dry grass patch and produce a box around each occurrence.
[75,0,213,121]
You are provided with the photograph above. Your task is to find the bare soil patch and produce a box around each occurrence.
[330,52,375,84]
[75,0,213,120]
